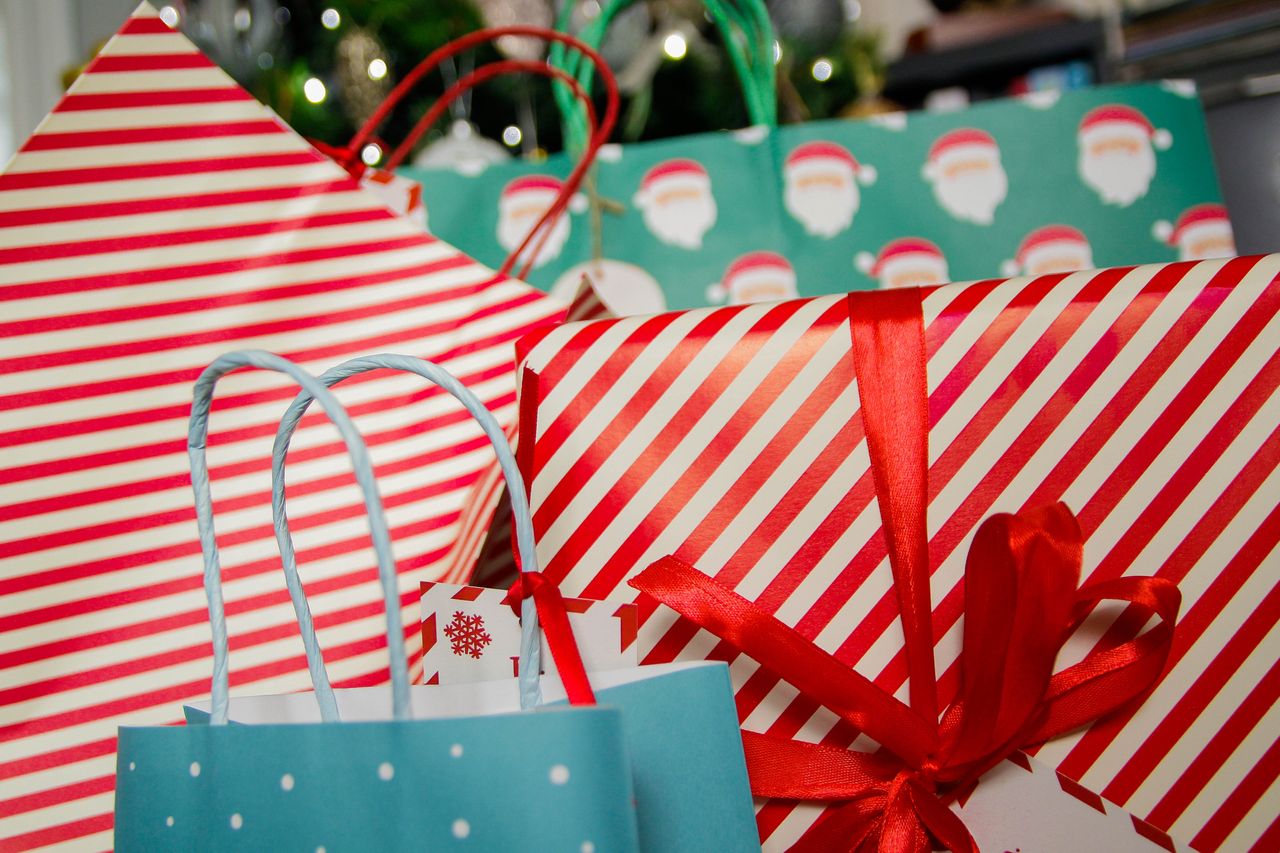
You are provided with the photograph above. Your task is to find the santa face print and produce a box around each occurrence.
[879,259,950,290]
[1176,226,1236,261]
[638,184,716,249]
[1023,247,1094,276]
[782,141,873,238]
[932,152,1007,225]
[857,238,950,290]
[1078,127,1158,207]
[784,167,860,238]
[712,251,798,305]
[496,196,570,269]
[1003,226,1095,278]
[634,159,717,249]
[733,277,797,303]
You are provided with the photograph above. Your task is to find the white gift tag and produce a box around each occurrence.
[953,752,1189,852]
[420,581,637,684]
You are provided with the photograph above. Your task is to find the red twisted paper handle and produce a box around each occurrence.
[383,61,596,171]
[380,59,602,280]
[342,26,619,281]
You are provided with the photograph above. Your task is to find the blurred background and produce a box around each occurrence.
[2,0,1279,252]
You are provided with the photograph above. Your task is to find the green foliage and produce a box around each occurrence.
[242,1,871,157]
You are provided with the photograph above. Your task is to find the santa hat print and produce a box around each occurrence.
[922,128,999,180]
[1153,203,1231,245]
[708,250,795,304]
[634,158,712,204]
[500,174,588,214]
[785,140,877,185]
[1001,225,1092,277]
[1079,104,1172,150]
[856,237,946,278]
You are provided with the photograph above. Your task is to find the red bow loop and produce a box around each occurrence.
[939,503,1084,774]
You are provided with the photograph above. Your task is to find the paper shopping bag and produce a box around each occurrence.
[113,350,640,851]
[0,5,566,849]
[114,350,758,851]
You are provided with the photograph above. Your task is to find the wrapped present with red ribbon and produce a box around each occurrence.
[515,255,1280,850]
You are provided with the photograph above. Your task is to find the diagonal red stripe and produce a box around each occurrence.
[85,52,215,73]
[19,119,285,152]
[0,263,513,382]
[0,811,114,851]
[0,737,116,782]
[0,252,472,341]
[54,87,252,112]
[119,17,179,35]
[0,179,356,232]
[0,299,534,457]
[1147,645,1280,834]
[0,150,319,191]
[0,207,389,267]
[559,300,828,596]
[1190,731,1280,851]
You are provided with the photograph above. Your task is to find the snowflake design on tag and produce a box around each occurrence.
[442,611,492,659]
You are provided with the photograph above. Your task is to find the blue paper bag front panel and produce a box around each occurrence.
[117,706,636,851]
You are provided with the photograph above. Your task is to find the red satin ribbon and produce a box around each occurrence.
[504,571,597,706]
[629,287,1181,852]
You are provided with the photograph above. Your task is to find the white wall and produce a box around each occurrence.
[0,0,137,160]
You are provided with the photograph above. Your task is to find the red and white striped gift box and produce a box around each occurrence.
[517,254,1280,851]
[0,4,562,850]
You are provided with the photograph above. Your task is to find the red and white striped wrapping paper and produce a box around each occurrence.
[517,254,1280,851]
[0,4,562,850]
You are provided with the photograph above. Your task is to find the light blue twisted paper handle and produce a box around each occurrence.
[189,350,408,725]
[270,354,545,716]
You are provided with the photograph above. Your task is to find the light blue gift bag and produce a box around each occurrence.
[114,351,758,852]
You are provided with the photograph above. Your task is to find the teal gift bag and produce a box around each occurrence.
[406,16,1230,312]
[114,351,757,852]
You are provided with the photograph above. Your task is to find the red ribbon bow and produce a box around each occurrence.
[629,287,1181,852]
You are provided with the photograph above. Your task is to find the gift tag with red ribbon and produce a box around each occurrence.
[421,581,637,685]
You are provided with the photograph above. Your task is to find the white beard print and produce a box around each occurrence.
[1025,248,1094,276]
[731,274,797,304]
[931,162,1007,225]
[639,192,716,249]
[879,261,949,290]
[1078,141,1156,207]
[784,176,859,238]
[496,206,570,270]
[1178,230,1236,262]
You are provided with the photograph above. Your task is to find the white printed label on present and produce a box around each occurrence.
[952,752,1189,852]
[420,582,637,685]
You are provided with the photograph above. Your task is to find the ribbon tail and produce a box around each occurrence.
[505,572,596,705]
[630,556,937,766]
[908,781,978,853]
[742,731,898,800]
[848,287,939,723]
[877,775,932,853]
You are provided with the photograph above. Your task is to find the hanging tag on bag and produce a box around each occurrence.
[421,581,637,685]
